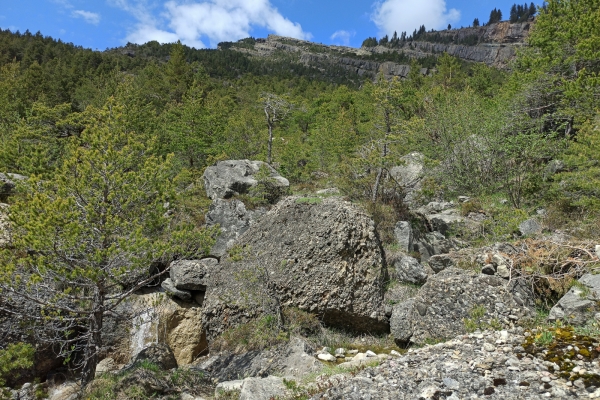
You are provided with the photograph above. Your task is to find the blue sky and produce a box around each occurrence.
[1,0,529,50]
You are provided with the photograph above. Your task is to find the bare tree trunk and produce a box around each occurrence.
[267,123,273,165]
[372,167,383,203]
[82,292,104,384]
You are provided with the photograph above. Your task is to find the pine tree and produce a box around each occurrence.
[0,97,214,383]
[510,4,519,22]
[473,18,480,27]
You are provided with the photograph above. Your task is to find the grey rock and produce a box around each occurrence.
[546,159,565,175]
[391,254,427,285]
[457,196,470,203]
[316,188,340,195]
[496,265,510,279]
[425,213,463,236]
[169,259,218,291]
[443,377,460,390]
[0,172,26,200]
[414,232,459,263]
[205,198,266,258]
[216,380,244,394]
[239,376,286,400]
[202,196,388,340]
[428,254,455,273]
[161,278,192,302]
[519,219,542,236]
[203,160,289,200]
[201,337,322,382]
[390,299,415,344]
[548,274,600,325]
[128,343,178,370]
[389,152,425,205]
[394,221,413,252]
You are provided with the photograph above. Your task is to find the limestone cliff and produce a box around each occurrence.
[224,21,531,79]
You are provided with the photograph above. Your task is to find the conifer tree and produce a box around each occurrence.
[0,97,214,383]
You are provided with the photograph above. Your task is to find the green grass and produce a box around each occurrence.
[295,197,322,204]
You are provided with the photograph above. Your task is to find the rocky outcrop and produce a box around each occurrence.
[203,160,289,200]
[169,258,217,291]
[390,268,533,345]
[548,274,600,325]
[202,196,389,341]
[205,199,266,258]
[216,376,287,400]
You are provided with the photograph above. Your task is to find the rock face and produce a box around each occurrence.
[202,196,388,341]
[203,160,289,200]
[0,203,10,248]
[390,268,533,345]
[548,274,600,326]
[205,199,266,258]
[393,221,413,253]
[389,152,425,205]
[123,291,208,366]
[199,337,322,382]
[161,278,192,302]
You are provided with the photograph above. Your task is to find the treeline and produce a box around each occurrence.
[362,3,540,49]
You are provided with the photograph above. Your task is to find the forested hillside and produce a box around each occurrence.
[0,0,600,394]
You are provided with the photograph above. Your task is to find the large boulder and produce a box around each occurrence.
[202,196,389,341]
[0,203,10,248]
[390,268,533,345]
[203,160,289,200]
[389,152,425,205]
[205,199,266,258]
[548,274,600,326]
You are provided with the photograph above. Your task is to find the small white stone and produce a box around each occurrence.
[390,350,402,357]
[317,353,337,362]
[483,343,496,352]
[366,350,377,357]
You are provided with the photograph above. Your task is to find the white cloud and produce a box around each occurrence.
[330,30,355,46]
[371,0,460,37]
[112,0,311,48]
[72,10,101,25]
